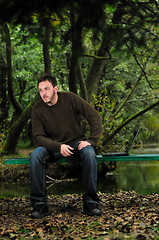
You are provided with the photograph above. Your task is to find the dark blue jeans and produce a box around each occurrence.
[30,142,99,206]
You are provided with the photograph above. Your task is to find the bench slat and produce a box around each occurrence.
[4,154,159,165]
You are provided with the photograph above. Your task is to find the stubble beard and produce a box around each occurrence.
[46,90,56,106]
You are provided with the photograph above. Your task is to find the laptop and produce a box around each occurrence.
[102,130,139,157]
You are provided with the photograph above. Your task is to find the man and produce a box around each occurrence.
[30,74,102,218]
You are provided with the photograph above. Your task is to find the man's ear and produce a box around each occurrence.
[54,86,58,93]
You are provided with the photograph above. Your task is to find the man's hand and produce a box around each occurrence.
[60,144,74,157]
[78,141,91,150]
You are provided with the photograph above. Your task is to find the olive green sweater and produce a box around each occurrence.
[31,92,102,152]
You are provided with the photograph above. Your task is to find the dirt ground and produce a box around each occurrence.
[1,191,159,239]
[1,148,159,239]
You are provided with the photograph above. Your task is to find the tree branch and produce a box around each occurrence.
[103,99,159,145]
[83,53,111,60]
[126,43,152,88]
[109,54,149,120]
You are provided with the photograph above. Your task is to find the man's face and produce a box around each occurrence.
[38,80,58,106]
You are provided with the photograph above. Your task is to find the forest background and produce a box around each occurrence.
[1,2,159,239]
[0,0,159,156]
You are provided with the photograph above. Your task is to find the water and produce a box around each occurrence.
[1,145,159,197]
[102,161,159,194]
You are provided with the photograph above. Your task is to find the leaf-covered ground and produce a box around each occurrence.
[1,191,159,239]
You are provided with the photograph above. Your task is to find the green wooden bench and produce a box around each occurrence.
[4,154,159,165]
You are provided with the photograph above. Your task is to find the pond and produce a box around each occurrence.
[1,144,159,197]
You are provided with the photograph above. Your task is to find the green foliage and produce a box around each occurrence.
[1,1,159,152]
[92,87,126,151]
[10,25,43,99]
[143,115,159,143]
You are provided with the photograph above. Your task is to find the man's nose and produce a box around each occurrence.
[42,90,46,95]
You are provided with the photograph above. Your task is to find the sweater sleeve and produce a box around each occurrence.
[72,93,102,146]
[31,108,61,152]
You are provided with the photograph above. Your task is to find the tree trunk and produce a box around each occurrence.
[0,56,8,123]
[77,59,88,101]
[42,21,51,74]
[68,9,82,93]
[86,34,112,102]
[4,24,23,115]
[2,95,39,154]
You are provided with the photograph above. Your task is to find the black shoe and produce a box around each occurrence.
[83,202,101,216]
[31,204,49,218]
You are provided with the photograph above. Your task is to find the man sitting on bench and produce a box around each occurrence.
[30,74,102,218]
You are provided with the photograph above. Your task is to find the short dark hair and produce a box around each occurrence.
[38,74,57,87]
